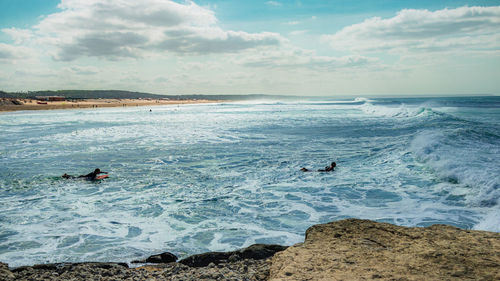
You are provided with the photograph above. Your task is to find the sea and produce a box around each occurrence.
[0,96,499,267]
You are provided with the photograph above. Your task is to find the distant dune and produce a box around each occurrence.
[0,90,295,101]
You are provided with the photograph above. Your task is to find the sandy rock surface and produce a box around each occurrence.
[270,219,500,281]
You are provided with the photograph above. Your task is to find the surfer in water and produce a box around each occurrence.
[61,173,73,179]
[301,162,336,172]
[318,162,336,172]
[62,168,108,180]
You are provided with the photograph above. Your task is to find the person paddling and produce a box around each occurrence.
[78,168,107,180]
[62,168,107,180]
[301,162,336,172]
[318,162,336,172]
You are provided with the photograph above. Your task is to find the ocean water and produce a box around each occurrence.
[0,96,499,267]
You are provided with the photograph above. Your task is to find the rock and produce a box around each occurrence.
[179,251,231,267]
[0,262,15,280]
[132,252,178,264]
[179,244,287,267]
[7,257,270,280]
[12,262,128,274]
[231,244,288,261]
[146,252,178,263]
[269,218,500,281]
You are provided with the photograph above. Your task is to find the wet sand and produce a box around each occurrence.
[0,98,221,112]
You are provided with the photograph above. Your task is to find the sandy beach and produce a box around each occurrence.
[0,98,221,112]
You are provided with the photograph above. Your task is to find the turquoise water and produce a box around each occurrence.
[1,96,499,267]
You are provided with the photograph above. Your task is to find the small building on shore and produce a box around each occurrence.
[36,96,65,101]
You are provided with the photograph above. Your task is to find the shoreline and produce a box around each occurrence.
[0,98,222,112]
[1,219,499,280]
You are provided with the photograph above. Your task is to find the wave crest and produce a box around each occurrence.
[410,129,500,209]
[359,102,435,118]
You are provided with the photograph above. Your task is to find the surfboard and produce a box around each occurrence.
[95,174,109,180]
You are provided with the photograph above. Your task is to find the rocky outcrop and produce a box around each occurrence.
[0,258,271,281]
[179,244,288,267]
[270,219,500,280]
[6,262,130,281]
[131,252,178,264]
[0,244,285,281]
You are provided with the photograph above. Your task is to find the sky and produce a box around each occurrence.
[0,0,499,96]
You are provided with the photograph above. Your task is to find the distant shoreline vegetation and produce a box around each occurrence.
[1,90,497,101]
[0,90,296,101]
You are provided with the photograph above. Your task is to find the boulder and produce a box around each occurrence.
[131,252,178,264]
[179,251,230,267]
[179,244,288,267]
[230,244,288,261]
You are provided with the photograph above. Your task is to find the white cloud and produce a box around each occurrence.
[323,6,500,54]
[154,76,169,83]
[13,69,58,78]
[2,28,34,44]
[266,1,282,7]
[0,43,35,64]
[1,2,498,95]
[155,28,283,54]
[5,0,284,61]
[66,65,100,75]
[238,46,379,71]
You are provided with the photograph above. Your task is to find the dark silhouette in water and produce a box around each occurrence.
[301,162,336,172]
[318,162,336,172]
[62,168,107,180]
[61,173,73,179]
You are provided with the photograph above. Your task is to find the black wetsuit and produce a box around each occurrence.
[77,169,105,180]
[78,171,98,180]
[63,169,106,180]
[318,164,335,172]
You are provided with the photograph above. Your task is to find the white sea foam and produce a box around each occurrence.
[0,97,498,267]
[473,210,500,232]
[410,129,500,208]
[354,97,374,103]
[358,102,432,118]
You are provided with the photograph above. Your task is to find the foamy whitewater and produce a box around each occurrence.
[0,96,499,267]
